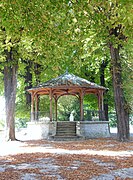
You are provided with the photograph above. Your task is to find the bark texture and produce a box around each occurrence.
[4,49,18,141]
[110,45,129,141]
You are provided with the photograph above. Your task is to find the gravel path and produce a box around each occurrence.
[0,139,133,179]
[0,127,133,179]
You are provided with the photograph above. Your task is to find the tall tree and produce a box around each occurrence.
[4,48,18,141]
[81,1,132,141]
[1,0,133,141]
[59,0,132,141]
[0,30,19,141]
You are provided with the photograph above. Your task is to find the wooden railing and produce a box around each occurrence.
[84,110,106,121]
[31,110,106,121]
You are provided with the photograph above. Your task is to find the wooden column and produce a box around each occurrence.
[98,91,104,120]
[35,94,39,121]
[49,89,53,121]
[31,92,35,121]
[98,91,104,110]
[80,90,84,121]
[55,96,58,121]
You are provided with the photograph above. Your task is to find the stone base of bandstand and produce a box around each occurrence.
[26,120,110,140]
[26,118,54,140]
[80,121,110,139]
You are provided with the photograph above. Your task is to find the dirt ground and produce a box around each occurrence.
[0,137,133,180]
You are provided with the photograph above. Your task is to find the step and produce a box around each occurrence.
[57,131,76,134]
[56,121,77,137]
[49,135,84,141]
[57,122,76,126]
[56,131,76,133]
[57,126,76,129]
[57,128,76,132]
[57,122,76,125]
[56,132,76,135]
[56,131,76,134]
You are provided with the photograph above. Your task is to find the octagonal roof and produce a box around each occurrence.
[28,71,106,95]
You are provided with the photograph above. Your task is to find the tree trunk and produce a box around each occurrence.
[34,63,42,85]
[4,49,18,141]
[100,60,109,121]
[110,45,129,141]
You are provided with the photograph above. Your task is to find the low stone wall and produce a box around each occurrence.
[26,120,110,140]
[80,121,110,138]
[26,118,50,140]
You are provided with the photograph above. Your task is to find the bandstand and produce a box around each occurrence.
[27,71,110,140]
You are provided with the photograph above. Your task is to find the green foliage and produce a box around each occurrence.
[15,77,31,121]
[109,112,117,127]
[130,115,133,125]
[0,0,132,125]
[38,96,50,118]
[0,74,4,96]
[84,94,98,110]
[121,48,133,113]
[0,120,4,130]
[15,118,29,129]
[58,95,80,121]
